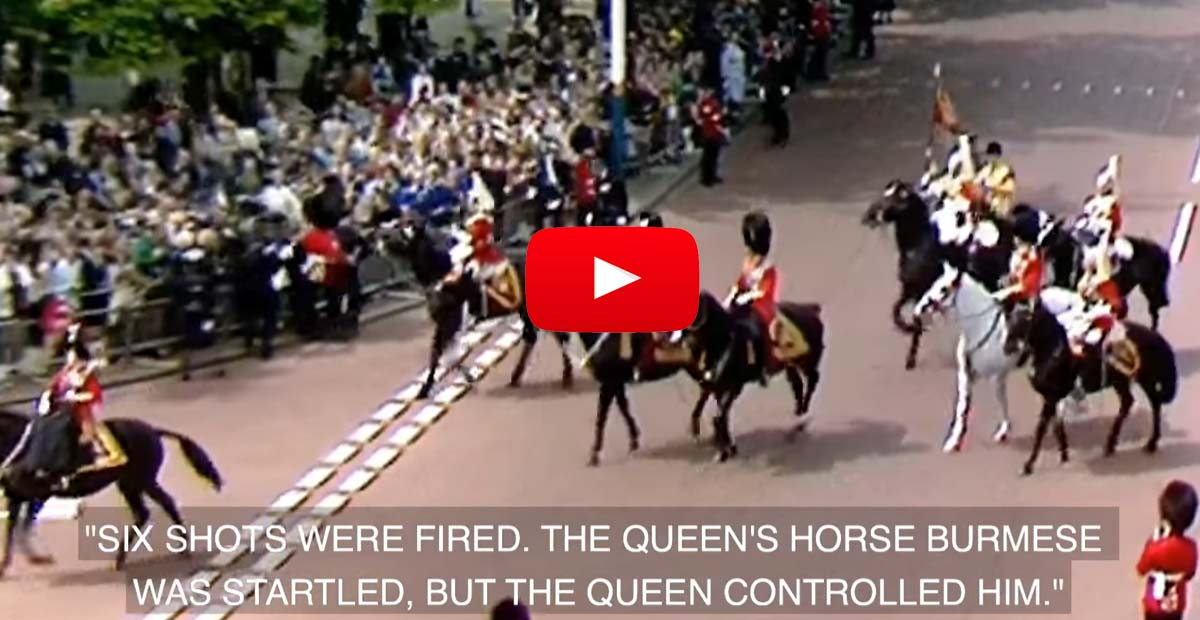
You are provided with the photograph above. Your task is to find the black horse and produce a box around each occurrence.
[683,291,826,461]
[1004,301,1177,475]
[0,408,222,575]
[1009,204,1171,330]
[379,220,573,398]
[864,180,1014,369]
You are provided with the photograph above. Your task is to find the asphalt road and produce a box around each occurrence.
[6,1,1200,618]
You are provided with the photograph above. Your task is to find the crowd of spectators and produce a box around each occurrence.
[0,0,861,385]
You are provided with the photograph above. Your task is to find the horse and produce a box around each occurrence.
[576,331,713,466]
[912,263,1021,453]
[682,291,825,461]
[1010,205,1172,330]
[0,408,222,575]
[378,220,573,398]
[865,181,1016,370]
[1003,297,1178,475]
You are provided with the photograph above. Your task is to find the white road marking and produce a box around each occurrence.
[1147,87,1155,96]
[346,422,384,445]
[362,446,402,471]
[386,424,424,448]
[311,492,351,517]
[1083,83,1092,94]
[337,469,378,494]
[266,489,309,513]
[1114,85,1123,95]
[294,466,336,491]
[371,402,408,422]
[1170,202,1196,264]
[434,384,468,405]
[1192,140,1200,184]
[1179,89,1187,99]
[1052,81,1062,92]
[320,443,359,467]
[412,404,447,427]
[171,325,527,619]
[1021,80,1030,90]
[991,78,1000,88]
[207,545,250,569]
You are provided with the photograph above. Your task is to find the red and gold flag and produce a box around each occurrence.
[932,86,961,137]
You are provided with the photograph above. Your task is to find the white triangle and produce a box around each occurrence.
[594,257,641,299]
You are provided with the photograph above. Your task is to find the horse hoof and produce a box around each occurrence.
[561,374,574,389]
[29,554,54,566]
[1020,464,1034,477]
[904,358,917,371]
[507,379,521,389]
[587,453,601,467]
[1144,442,1159,454]
[629,437,640,453]
[1103,445,1117,458]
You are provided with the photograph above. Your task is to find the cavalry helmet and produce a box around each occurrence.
[742,211,772,255]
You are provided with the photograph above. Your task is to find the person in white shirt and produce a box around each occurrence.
[257,173,304,231]
[0,83,12,114]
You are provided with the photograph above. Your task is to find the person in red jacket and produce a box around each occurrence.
[695,86,726,186]
[1138,480,1198,620]
[991,236,1045,307]
[49,324,126,488]
[806,1,832,81]
[573,152,598,225]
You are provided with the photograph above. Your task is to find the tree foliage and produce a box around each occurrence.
[36,0,322,72]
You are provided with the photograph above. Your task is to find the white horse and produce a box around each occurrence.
[914,263,1021,452]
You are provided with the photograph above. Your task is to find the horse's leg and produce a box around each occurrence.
[16,499,52,565]
[943,339,973,453]
[613,383,641,453]
[1146,397,1163,454]
[589,383,616,467]
[114,482,152,571]
[714,389,742,462]
[784,366,809,440]
[145,483,191,557]
[556,332,573,389]
[418,324,448,399]
[689,389,710,442]
[992,373,1011,443]
[905,320,922,371]
[1104,379,1137,457]
[1022,399,1058,476]
[1053,409,1070,465]
[508,318,539,388]
[0,499,20,578]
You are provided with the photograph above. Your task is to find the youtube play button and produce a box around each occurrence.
[526,227,700,333]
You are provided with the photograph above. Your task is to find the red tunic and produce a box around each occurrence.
[50,366,103,427]
[698,95,724,142]
[1138,534,1197,619]
[736,261,779,327]
[1093,278,1127,318]
[1011,249,1045,301]
[573,159,597,208]
[301,228,350,289]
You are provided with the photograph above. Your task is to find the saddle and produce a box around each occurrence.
[1105,338,1141,378]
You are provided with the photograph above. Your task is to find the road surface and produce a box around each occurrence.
[6,1,1200,618]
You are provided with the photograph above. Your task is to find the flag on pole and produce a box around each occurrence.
[932,86,962,138]
[1169,202,1196,265]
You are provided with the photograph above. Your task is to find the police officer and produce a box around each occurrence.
[236,213,289,360]
[167,225,221,381]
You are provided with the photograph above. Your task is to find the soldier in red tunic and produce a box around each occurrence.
[695,86,726,187]
[49,324,126,488]
[992,236,1045,306]
[460,212,521,316]
[1138,480,1198,620]
[720,212,792,384]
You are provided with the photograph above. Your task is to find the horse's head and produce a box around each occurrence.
[636,210,664,227]
[379,218,454,287]
[863,180,915,228]
[1003,302,1036,357]
[679,290,732,354]
[914,262,962,317]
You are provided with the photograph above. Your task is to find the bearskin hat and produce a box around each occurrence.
[742,211,772,255]
[1160,480,1198,534]
[1010,206,1041,244]
[56,323,91,363]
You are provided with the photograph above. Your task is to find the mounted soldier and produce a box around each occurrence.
[719,211,809,384]
[992,233,1045,311]
[1077,155,1134,263]
[976,141,1016,219]
[11,324,128,490]
[458,212,521,318]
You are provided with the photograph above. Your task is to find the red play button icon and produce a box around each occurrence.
[526,227,700,333]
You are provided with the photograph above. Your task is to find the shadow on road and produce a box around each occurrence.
[643,418,928,475]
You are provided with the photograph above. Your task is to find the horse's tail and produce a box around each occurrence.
[891,295,920,334]
[1134,325,1178,404]
[1136,238,1172,309]
[156,429,223,491]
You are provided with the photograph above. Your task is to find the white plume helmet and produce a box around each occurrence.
[1095,154,1121,194]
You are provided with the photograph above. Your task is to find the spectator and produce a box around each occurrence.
[490,597,531,620]
[1138,480,1198,620]
[720,34,747,117]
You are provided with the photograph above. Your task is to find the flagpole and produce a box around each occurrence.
[925,62,943,166]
